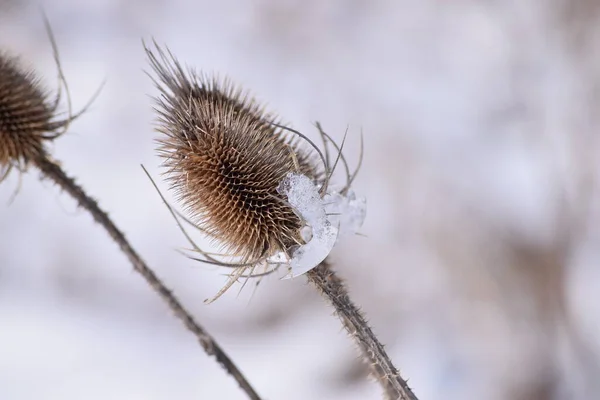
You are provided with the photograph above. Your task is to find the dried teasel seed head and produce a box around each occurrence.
[0,15,96,182]
[0,53,58,175]
[146,43,321,264]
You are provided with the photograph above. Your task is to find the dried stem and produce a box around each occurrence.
[307,260,418,400]
[33,155,262,400]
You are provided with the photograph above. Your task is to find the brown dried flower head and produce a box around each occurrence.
[0,17,98,183]
[146,43,321,266]
[0,53,62,178]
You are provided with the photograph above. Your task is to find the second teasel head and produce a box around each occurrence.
[0,18,97,182]
[0,53,56,177]
[146,43,321,265]
[0,42,80,181]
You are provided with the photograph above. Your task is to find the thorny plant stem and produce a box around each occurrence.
[307,261,418,400]
[34,156,262,400]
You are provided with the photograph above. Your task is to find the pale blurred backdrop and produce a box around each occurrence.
[1,1,600,399]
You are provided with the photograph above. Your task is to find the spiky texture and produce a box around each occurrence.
[147,45,318,263]
[0,53,58,174]
[146,43,419,400]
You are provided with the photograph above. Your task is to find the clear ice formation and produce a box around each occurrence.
[277,173,367,278]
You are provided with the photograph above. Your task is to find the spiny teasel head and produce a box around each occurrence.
[0,15,95,182]
[0,53,60,177]
[146,43,321,265]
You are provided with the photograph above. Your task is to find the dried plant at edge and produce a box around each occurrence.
[146,41,418,400]
[0,52,65,180]
[0,19,261,400]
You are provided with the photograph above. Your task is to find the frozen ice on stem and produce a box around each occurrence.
[277,172,367,278]
[278,173,338,278]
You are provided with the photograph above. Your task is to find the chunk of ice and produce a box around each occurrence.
[277,173,367,279]
[324,190,367,239]
[278,173,338,278]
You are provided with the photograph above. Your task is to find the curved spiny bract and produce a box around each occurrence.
[147,44,318,264]
[0,53,67,176]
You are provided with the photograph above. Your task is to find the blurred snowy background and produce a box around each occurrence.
[2,1,600,399]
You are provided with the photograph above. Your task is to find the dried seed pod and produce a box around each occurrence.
[144,43,413,400]
[0,15,99,183]
[146,43,320,265]
[0,53,59,177]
